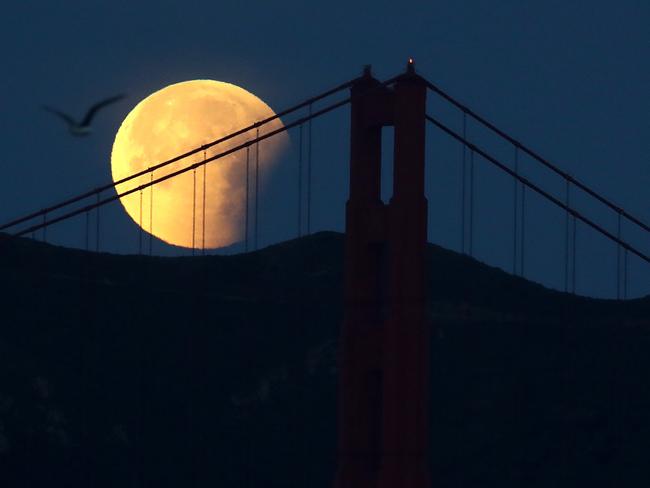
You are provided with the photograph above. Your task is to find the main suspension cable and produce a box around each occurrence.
[6,80,400,241]
[425,113,650,265]
[0,77,361,234]
[424,80,650,235]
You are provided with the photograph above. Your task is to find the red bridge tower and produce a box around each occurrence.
[334,61,431,488]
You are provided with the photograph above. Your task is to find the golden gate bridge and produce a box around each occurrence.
[2,63,647,298]
[1,61,648,487]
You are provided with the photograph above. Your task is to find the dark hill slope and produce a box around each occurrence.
[0,232,649,487]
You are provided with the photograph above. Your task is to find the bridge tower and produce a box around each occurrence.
[334,61,430,488]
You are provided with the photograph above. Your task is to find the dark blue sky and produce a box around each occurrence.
[0,1,648,298]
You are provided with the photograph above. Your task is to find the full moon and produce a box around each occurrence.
[111,80,288,249]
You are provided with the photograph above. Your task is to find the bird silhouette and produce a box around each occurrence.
[42,94,126,136]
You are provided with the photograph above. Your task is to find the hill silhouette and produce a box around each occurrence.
[0,231,649,487]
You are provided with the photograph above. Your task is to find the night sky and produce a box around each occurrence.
[0,1,648,298]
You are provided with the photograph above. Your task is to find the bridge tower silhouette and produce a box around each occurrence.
[3,58,650,487]
[335,61,430,488]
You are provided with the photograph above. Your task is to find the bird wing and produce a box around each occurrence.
[81,94,126,126]
[42,106,77,126]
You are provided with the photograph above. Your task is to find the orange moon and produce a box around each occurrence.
[110,80,288,249]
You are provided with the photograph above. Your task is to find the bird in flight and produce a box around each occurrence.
[43,94,126,136]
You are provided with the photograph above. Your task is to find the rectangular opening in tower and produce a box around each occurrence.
[381,127,394,204]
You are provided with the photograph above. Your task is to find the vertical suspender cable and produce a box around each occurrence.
[202,150,206,255]
[95,193,100,253]
[513,146,519,275]
[139,189,143,254]
[616,217,621,299]
[298,124,303,237]
[245,146,250,252]
[564,179,570,292]
[192,168,196,256]
[469,149,475,257]
[461,113,467,254]
[521,183,526,278]
[149,172,154,256]
[255,128,260,250]
[307,103,313,235]
[572,216,577,293]
[623,249,627,300]
[85,211,90,252]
